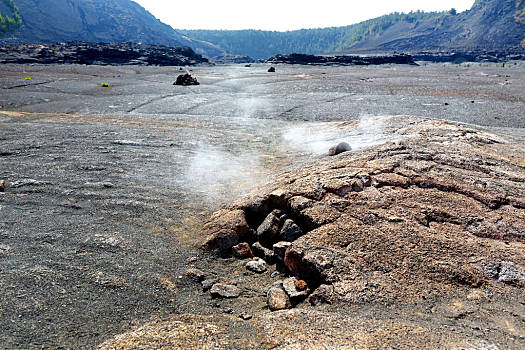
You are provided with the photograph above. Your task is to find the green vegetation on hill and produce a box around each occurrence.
[516,0,525,23]
[0,0,22,36]
[515,0,525,47]
[182,10,447,58]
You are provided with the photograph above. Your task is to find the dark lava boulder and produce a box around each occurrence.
[328,142,352,156]
[174,74,200,86]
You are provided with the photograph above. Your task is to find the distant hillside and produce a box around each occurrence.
[346,0,525,53]
[0,0,225,57]
[183,0,525,58]
[182,11,444,59]
[0,0,22,36]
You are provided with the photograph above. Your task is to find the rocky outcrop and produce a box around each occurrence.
[0,42,208,65]
[202,116,525,304]
[97,116,525,349]
[410,49,525,63]
[267,53,416,66]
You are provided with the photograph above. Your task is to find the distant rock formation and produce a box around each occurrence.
[266,53,416,66]
[0,42,208,65]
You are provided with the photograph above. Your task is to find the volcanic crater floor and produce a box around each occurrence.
[0,63,524,349]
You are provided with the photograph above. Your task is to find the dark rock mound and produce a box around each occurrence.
[328,142,352,156]
[409,49,525,63]
[267,53,416,66]
[174,74,200,86]
[0,42,208,66]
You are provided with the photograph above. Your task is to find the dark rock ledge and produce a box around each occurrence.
[0,41,208,66]
[266,53,416,66]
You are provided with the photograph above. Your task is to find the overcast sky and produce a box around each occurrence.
[133,0,475,31]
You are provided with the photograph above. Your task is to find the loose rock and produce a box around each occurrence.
[328,142,352,156]
[268,67,276,72]
[201,279,217,291]
[280,219,303,242]
[185,268,205,282]
[481,262,525,285]
[294,279,308,291]
[256,209,283,245]
[0,180,5,192]
[246,259,267,273]
[210,283,241,298]
[251,242,275,264]
[273,241,292,261]
[271,271,281,278]
[174,73,200,86]
[267,285,291,311]
[282,277,310,302]
[232,242,253,259]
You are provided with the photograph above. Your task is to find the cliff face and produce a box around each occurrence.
[349,0,525,52]
[0,0,224,57]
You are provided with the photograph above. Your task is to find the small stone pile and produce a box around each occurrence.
[226,208,317,310]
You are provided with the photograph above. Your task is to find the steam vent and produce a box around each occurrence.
[99,116,525,349]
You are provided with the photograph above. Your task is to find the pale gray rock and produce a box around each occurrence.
[246,259,267,273]
[267,285,291,311]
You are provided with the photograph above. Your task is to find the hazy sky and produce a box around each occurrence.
[133,0,475,31]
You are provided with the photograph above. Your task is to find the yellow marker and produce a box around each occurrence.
[24,77,32,80]
[101,82,110,87]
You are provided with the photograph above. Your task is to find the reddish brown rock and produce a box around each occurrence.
[294,279,308,291]
[282,277,310,302]
[232,242,253,259]
[201,209,255,253]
